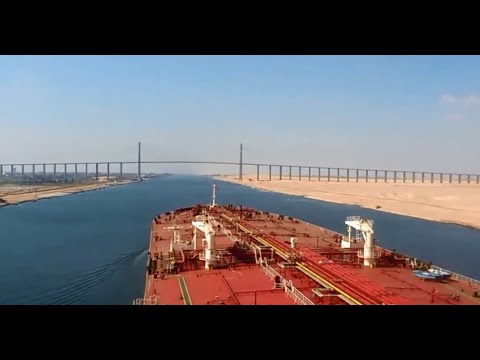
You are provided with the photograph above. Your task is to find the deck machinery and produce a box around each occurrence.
[135,184,480,305]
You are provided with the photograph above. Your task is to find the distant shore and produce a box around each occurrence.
[0,180,133,208]
[212,174,480,230]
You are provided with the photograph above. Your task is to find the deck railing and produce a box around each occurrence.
[260,262,315,305]
[132,296,158,305]
[283,279,315,305]
[430,265,480,288]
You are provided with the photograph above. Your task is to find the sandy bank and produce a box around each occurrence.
[0,180,132,207]
[213,174,480,230]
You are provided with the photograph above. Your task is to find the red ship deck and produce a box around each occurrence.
[137,203,480,305]
[150,267,296,305]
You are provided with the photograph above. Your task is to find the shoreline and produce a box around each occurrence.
[0,180,134,208]
[212,174,480,230]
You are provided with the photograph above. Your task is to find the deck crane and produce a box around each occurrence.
[344,216,379,267]
[192,215,217,270]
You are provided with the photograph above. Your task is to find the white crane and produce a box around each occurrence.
[192,215,217,270]
[344,216,379,267]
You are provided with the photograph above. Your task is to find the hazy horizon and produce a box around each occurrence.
[1,55,479,175]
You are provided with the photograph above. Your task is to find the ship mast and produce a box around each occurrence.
[211,183,217,207]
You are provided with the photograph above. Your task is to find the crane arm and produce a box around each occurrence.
[192,221,215,237]
[345,217,374,242]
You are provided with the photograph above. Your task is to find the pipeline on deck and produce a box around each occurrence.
[218,208,406,305]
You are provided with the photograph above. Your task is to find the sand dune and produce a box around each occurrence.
[213,174,480,229]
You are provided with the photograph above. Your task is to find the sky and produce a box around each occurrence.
[1,55,479,175]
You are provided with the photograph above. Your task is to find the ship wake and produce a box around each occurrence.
[4,248,147,305]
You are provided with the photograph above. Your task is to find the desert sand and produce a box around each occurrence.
[213,174,480,229]
[0,180,130,206]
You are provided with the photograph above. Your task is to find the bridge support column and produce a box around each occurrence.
[366,170,368,182]
[138,141,142,181]
[477,175,479,184]
[64,164,67,180]
[431,173,434,183]
[346,169,350,182]
[0,165,2,176]
[337,168,340,182]
[393,171,396,183]
[422,172,425,183]
[32,164,35,183]
[458,174,461,183]
[107,163,110,180]
[256,165,259,181]
[43,164,46,176]
[75,163,78,178]
[449,174,452,183]
[384,170,387,182]
[375,170,378,182]
[318,168,321,181]
[299,167,301,180]
[289,166,292,180]
[22,164,25,177]
[308,167,311,181]
[356,169,359,182]
[327,168,330,182]
[279,166,282,180]
[440,173,443,183]
[467,175,471,184]
[54,164,56,179]
[96,163,99,180]
[403,171,406,183]
[239,143,243,181]
[120,163,123,179]
[269,165,272,181]
[412,172,415,183]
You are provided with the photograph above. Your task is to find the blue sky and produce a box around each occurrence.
[0,55,479,174]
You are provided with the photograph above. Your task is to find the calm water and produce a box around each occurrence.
[0,175,479,305]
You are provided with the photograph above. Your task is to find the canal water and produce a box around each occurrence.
[0,175,478,304]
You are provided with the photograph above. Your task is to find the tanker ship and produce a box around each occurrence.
[134,184,480,305]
